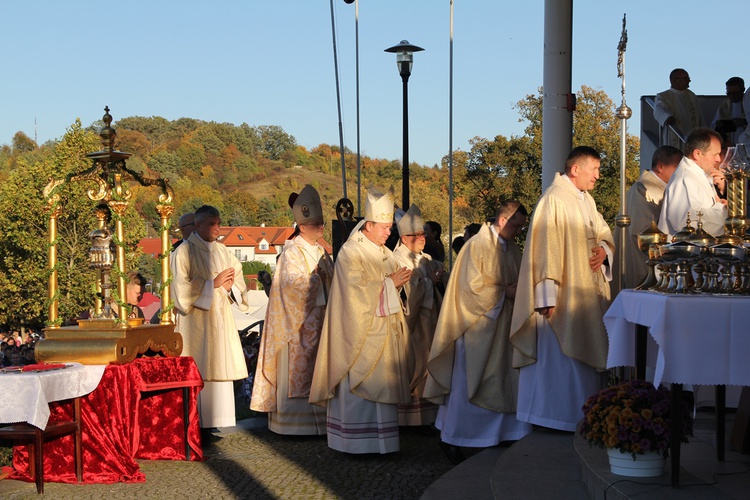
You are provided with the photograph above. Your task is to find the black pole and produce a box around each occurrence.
[402,72,410,209]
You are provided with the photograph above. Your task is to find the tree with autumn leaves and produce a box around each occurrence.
[0,120,146,328]
[447,85,640,229]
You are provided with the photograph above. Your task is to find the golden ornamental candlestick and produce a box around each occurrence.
[93,205,110,316]
[109,174,131,327]
[47,196,62,328]
[37,106,180,364]
[156,200,174,325]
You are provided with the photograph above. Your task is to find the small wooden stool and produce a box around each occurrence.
[0,397,82,494]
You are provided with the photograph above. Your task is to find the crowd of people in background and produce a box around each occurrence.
[0,330,43,367]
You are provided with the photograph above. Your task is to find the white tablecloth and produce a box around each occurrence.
[0,363,105,429]
[605,290,750,387]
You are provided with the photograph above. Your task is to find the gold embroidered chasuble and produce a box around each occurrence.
[172,232,249,381]
[423,223,521,413]
[510,173,614,371]
[251,236,334,413]
[309,231,410,406]
[393,245,444,398]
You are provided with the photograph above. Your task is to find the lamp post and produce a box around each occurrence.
[385,40,424,209]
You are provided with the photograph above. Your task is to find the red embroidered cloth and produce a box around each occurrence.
[12,356,204,484]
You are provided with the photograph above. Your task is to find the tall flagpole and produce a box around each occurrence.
[329,0,348,199]
[448,0,454,269]
[355,0,361,217]
[614,14,632,293]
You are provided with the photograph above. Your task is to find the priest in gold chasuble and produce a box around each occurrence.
[309,186,412,454]
[510,147,614,432]
[424,201,532,450]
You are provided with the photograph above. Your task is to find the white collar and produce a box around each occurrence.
[490,224,508,247]
[189,232,216,252]
[562,173,586,199]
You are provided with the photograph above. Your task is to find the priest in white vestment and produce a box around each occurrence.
[711,76,746,146]
[425,201,533,456]
[653,68,703,149]
[172,205,249,430]
[658,128,727,240]
[510,147,614,432]
[251,185,332,435]
[310,186,412,454]
[615,146,682,289]
[393,204,445,427]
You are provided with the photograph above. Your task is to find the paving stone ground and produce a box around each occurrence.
[0,416,462,499]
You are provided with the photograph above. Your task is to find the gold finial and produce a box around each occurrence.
[100,106,116,152]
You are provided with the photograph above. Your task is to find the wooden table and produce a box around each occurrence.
[9,357,204,485]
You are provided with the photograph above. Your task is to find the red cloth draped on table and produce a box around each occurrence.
[11,356,204,484]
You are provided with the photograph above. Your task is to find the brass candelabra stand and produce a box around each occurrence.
[36,107,182,364]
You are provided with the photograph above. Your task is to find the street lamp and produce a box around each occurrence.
[385,40,424,209]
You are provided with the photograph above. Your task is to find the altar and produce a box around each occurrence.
[604,289,750,486]
[605,289,750,387]
[7,356,203,485]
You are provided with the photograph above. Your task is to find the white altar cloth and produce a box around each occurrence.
[604,290,750,387]
[0,363,105,429]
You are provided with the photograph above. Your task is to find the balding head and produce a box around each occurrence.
[178,212,195,240]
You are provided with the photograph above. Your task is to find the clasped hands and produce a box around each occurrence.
[429,268,445,285]
[213,268,235,291]
[708,166,727,200]
[390,267,412,288]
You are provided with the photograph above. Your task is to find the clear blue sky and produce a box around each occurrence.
[1,1,742,168]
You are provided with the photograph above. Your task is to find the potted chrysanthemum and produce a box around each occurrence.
[579,379,692,477]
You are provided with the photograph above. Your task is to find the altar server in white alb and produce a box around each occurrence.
[251,185,333,435]
[425,201,532,455]
[658,128,727,239]
[617,145,682,289]
[172,205,249,430]
[653,68,703,148]
[310,186,412,454]
[393,204,445,427]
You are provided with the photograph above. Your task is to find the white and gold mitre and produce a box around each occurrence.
[396,204,424,236]
[290,184,323,225]
[365,186,395,223]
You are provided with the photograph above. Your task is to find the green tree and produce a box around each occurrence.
[256,125,297,161]
[224,190,260,226]
[0,120,149,329]
[256,196,293,227]
[12,131,37,153]
[458,86,640,228]
[241,261,271,277]
[116,116,172,144]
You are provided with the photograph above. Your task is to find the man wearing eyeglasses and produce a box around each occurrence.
[393,204,446,429]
